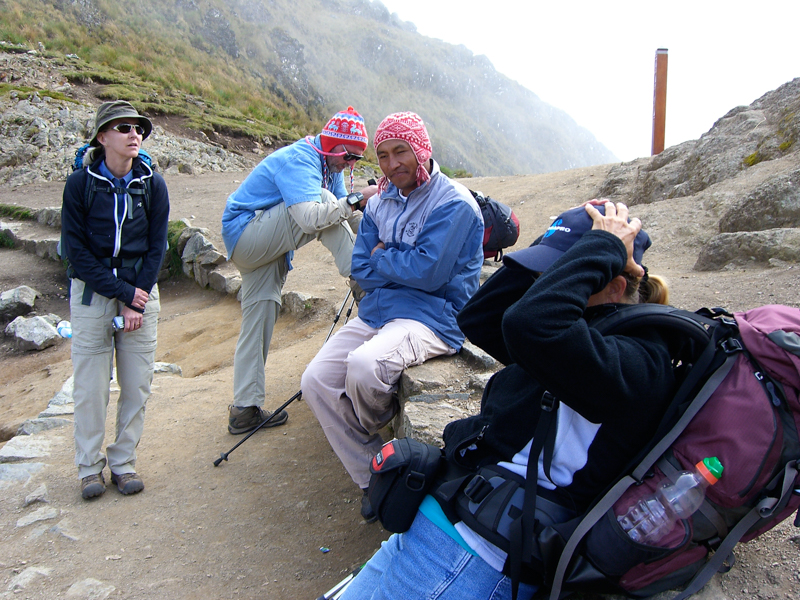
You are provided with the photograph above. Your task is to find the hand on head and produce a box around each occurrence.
[584,201,645,278]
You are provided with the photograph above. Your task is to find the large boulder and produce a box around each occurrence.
[0,285,40,321]
[719,168,800,233]
[694,229,800,271]
[4,314,61,351]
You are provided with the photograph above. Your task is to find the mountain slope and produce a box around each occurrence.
[0,0,615,175]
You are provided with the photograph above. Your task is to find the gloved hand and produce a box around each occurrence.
[348,276,367,304]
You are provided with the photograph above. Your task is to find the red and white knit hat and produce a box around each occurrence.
[320,106,369,153]
[373,112,433,192]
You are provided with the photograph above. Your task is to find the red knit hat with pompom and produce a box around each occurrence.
[320,106,368,153]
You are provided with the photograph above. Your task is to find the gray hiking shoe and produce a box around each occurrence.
[228,405,289,435]
[81,472,106,499]
[111,472,144,495]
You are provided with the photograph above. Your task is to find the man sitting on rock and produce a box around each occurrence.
[301,112,484,521]
[221,107,376,436]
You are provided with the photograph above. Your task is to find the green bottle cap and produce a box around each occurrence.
[700,457,724,482]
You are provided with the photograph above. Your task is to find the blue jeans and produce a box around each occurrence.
[339,512,538,600]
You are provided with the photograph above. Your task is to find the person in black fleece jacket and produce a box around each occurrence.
[61,101,169,500]
[338,201,673,600]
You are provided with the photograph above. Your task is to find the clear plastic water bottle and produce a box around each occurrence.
[617,457,723,544]
[56,320,72,339]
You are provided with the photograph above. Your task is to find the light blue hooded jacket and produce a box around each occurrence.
[352,160,484,349]
[221,135,347,259]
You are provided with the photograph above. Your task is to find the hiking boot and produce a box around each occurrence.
[361,488,378,523]
[81,472,106,499]
[111,472,144,495]
[228,405,289,435]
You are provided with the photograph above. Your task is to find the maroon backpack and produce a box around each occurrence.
[539,304,800,599]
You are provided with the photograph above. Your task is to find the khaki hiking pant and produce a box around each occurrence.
[301,317,455,489]
[230,201,355,408]
[70,279,159,479]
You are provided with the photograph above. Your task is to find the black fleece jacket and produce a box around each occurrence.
[446,230,677,511]
[61,156,169,310]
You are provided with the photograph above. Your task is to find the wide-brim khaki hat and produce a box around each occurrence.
[89,100,153,146]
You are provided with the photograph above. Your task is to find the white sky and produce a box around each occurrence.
[376,0,800,162]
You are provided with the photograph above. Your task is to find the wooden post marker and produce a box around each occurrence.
[651,48,668,155]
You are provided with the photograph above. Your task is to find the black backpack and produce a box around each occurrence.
[470,190,520,261]
[70,144,154,216]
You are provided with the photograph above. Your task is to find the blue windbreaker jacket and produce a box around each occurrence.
[352,161,484,349]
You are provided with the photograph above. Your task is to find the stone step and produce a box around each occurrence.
[1,216,61,261]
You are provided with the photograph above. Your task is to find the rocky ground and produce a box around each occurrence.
[1,163,799,600]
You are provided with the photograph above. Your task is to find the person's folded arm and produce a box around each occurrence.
[368,200,479,292]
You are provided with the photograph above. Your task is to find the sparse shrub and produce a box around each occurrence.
[0,204,35,220]
[743,152,763,167]
[166,220,187,277]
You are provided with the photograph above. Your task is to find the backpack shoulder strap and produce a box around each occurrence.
[470,189,488,207]
[589,303,719,344]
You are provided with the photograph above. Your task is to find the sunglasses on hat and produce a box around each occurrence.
[110,123,146,136]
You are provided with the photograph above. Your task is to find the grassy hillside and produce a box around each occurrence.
[0,0,616,175]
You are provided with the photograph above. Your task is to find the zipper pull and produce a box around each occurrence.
[476,424,488,441]
[766,381,781,407]
[756,372,782,407]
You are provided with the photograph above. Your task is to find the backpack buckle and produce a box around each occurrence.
[464,475,493,504]
[541,391,558,412]
[720,338,743,354]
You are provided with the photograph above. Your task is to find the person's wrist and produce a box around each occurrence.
[346,192,364,211]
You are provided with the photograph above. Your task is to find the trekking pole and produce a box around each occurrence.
[343,295,357,325]
[326,289,352,340]
[315,566,363,600]
[214,289,353,467]
[214,390,301,466]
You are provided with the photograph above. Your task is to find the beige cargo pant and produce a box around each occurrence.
[230,201,355,408]
[70,279,159,479]
[301,317,455,489]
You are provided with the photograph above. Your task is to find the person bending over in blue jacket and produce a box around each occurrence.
[301,112,485,522]
[221,107,376,436]
[337,201,672,600]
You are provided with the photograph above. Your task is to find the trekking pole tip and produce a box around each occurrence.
[213,453,228,467]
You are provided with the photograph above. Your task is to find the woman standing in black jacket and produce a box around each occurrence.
[61,101,169,499]
[340,201,671,600]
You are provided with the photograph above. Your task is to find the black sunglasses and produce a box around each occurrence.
[110,123,146,136]
[335,147,363,162]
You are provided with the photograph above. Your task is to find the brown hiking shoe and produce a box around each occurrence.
[228,405,289,435]
[361,488,378,523]
[81,472,106,499]
[111,472,144,495]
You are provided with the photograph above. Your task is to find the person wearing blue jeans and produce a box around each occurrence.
[339,201,673,599]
